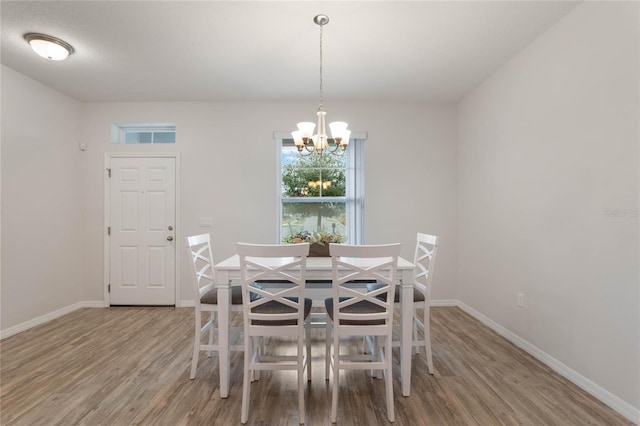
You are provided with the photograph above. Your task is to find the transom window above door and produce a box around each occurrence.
[111,123,176,144]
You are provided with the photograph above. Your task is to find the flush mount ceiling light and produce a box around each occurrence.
[291,14,350,157]
[24,33,74,61]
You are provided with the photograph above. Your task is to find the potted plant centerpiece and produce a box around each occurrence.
[283,229,345,257]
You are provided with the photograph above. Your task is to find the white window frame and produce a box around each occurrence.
[275,132,366,245]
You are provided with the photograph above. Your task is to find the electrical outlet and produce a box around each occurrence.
[517,293,525,308]
[199,217,213,227]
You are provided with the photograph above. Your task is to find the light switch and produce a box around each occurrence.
[199,217,213,227]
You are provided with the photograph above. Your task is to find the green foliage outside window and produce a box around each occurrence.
[281,154,346,197]
[281,152,347,242]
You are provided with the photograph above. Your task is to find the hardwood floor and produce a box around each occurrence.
[0,306,632,425]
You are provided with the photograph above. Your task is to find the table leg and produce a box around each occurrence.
[400,277,412,396]
[218,277,231,398]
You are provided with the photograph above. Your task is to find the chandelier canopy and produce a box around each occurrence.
[292,15,350,156]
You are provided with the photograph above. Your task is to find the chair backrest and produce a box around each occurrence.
[413,233,439,298]
[329,243,401,329]
[237,243,310,328]
[186,233,215,303]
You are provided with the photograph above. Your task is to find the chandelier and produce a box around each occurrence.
[292,15,350,156]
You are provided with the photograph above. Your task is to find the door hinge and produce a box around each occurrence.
[107,168,111,178]
[108,284,111,293]
[107,226,111,235]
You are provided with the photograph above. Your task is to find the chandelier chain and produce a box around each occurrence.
[319,23,324,110]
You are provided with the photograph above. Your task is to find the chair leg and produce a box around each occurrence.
[190,310,201,380]
[372,336,382,379]
[250,337,259,383]
[298,335,305,424]
[305,319,312,382]
[330,329,340,423]
[424,304,434,374]
[384,335,395,422]
[250,335,262,382]
[260,334,265,355]
[241,335,251,424]
[325,319,331,381]
[413,305,419,355]
[208,310,215,357]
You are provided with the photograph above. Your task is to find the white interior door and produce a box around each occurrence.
[109,157,176,305]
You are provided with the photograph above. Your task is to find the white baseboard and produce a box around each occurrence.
[0,300,106,340]
[83,300,108,308]
[180,300,195,307]
[457,301,640,425]
[430,299,459,307]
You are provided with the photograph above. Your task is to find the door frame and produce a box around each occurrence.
[103,152,181,306]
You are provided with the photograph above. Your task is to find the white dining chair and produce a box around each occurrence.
[186,233,247,379]
[237,242,312,425]
[325,243,401,423]
[367,232,439,373]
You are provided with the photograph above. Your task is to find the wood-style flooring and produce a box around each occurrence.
[0,306,632,425]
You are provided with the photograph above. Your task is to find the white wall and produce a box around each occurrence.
[1,65,84,329]
[78,101,458,303]
[458,1,639,412]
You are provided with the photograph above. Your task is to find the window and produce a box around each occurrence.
[111,123,176,144]
[278,138,364,245]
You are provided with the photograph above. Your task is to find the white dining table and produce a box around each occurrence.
[213,254,416,397]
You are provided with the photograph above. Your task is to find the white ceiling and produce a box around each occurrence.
[1,1,580,103]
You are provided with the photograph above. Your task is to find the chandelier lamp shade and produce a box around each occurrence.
[24,33,74,61]
[292,15,350,156]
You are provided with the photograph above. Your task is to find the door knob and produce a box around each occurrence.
[168,226,173,231]
[167,236,174,241]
